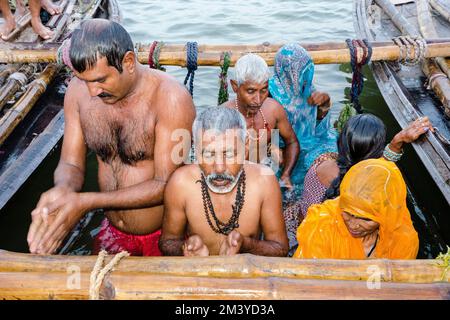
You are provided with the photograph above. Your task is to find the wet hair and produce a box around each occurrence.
[234,53,270,86]
[69,19,134,73]
[193,107,247,147]
[324,114,387,200]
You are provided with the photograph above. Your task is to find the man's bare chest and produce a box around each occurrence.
[79,103,156,165]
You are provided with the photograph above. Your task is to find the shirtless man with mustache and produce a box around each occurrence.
[159,107,288,257]
[27,19,195,255]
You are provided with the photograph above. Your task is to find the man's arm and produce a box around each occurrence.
[27,79,87,253]
[54,79,87,191]
[240,173,289,256]
[32,83,195,254]
[159,169,188,256]
[274,102,300,182]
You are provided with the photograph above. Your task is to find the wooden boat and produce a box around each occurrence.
[354,0,450,204]
[0,0,121,210]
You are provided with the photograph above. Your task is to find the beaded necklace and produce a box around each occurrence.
[196,170,246,235]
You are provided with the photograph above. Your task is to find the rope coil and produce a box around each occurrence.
[392,36,427,66]
[426,72,448,90]
[218,51,231,105]
[89,250,129,300]
[56,38,73,70]
[184,41,198,97]
[8,72,28,86]
[148,41,166,71]
[346,38,372,114]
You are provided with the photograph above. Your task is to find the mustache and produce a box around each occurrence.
[97,92,113,98]
[206,173,235,182]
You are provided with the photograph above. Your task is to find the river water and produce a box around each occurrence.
[0,0,448,257]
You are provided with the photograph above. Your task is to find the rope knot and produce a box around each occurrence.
[148,41,166,71]
[346,38,372,114]
[218,51,231,105]
[56,38,73,70]
[184,41,198,96]
[392,36,427,67]
[89,250,129,300]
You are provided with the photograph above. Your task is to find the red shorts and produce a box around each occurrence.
[93,218,162,256]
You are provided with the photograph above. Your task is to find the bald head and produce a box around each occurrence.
[70,19,134,73]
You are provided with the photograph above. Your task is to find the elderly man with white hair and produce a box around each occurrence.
[221,53,300,189]
[159,107,289,257]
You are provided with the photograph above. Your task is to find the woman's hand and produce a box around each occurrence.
[389,116,434,153]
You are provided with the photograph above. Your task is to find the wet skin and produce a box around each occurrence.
[222,80,300,188]
[28,51,195,254]
[159,131,289,257]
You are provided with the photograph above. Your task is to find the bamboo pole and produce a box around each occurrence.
[0,64,35,113]
[0,64,59,146]
[374,0,420,35]
[416,0,450,116]
[46,0,69,29]
[375,0,450,117]
[0,271,449,300]
[83,0,103,22]
[430,0,450,24]
[0,39,450,66]
[5,38,449,52]
[0,65,19,87]
[416,0,450,78]
[0,250,448,283]
[45,0,77,43]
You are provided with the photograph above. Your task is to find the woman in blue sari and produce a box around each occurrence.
[269,43,338,255]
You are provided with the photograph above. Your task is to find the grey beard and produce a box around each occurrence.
[203,169,243,194]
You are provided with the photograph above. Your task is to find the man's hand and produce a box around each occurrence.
[27,187,87,254]
[219,230,244,256]
[183,235,209,257]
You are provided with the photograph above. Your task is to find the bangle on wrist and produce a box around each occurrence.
[383,144,403,162]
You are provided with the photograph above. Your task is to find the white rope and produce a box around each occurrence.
[392,36,428,66]
[89,250,129,300]
[8,72,28,86]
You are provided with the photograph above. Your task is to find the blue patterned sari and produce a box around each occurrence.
[269,44,337,203]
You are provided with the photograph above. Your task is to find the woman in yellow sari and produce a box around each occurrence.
[294,158,418,259]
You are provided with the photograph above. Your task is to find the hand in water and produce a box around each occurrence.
[183,235,209,256]
[28,186,86,254]
[219,230,243,256]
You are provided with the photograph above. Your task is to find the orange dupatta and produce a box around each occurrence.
[293,158,419,259]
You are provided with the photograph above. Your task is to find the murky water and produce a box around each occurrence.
[0,0,448,257]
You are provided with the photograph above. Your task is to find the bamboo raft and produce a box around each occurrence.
[0,250,449,300]
[354,0,450,204]
[0,0,121,209]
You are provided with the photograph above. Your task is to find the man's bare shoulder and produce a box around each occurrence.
[64,77,89,111]
[66,76,87,97]
[219,100,234,109]
[243,163,279,187]
[167,164,201,189]
[150,70,191,103]
[147,70,195,120]
[263,98,286,116]
[263,97,283,109]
